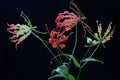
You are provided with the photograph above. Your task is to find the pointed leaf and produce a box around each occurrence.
[50,54,80,68]
[48,73,75,80]
[67,55,80,68]
[51,69,56,75]
[52,63,68,75]
[48,74,65,80]
[66,74,75,80]
[81,58,104,64]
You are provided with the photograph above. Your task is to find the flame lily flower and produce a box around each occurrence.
[55,11,80,32]
[6,11,47,49]
[48,29,68,49]
[86,22,115,47]
[7,23,33,49]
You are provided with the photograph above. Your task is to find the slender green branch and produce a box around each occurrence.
[86,28,97,39]
[76,44,92,80]
[82,45,91,60]
[81,43,101,69]
[76,43,100,80]
[32,29,48,34]
[57,47,63,65]
[76,67,82,80]
[68,25,78,70]
[71,25,78,56]
[20,10,33,28]
[31,32,61,65]
[102,43,106,48]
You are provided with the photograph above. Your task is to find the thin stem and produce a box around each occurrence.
[68,25,78,70]
[86,27,98,40]
[32,29,48,34]
[76,67,82,80]
[76,44,92,80]
[57,47,63,65]
[102,43,106,48]
[82,46,91,60]
[81,43,101,69]
[80,21,92,38]
[20,10,32,28]
[57,47,69,59]
[45,24,50,35]
[69,6,80,16]
[71,25,78,57]
[31,32,61,65]
[76,43,100,80]
[70,2,83,16]
[81,21,92,32]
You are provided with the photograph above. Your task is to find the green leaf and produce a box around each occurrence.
[67,55,80,68]
[51,69,56,75]
[48,74,75,80]
[48,74,65,80]
[49,64,75,80]
[50,63,69,76]
[50,54,80,68]
[81,58,104,64]
[55,66,65,74]
[66,74,75,80]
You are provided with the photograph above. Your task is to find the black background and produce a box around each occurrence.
[0,0,120,80]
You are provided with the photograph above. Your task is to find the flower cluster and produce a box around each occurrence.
[48,11,80,49]
[48,29,69,49]
[86,22,115,47]
[7,23,32,49]
[6,1,115,80]
[55,11,80,31]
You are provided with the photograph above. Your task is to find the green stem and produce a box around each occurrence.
[20,10,33,28]
[57,47,63,65]
[76,67,81,80]
[86,28,97,40]
[76,43,100,80]
[31,32,61,65]
[68,25,78,70]
[102,43,106,48]
[81,43,101,69]
[82,46,91,60]
[76,44,92,80]
[32,29,48,34]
